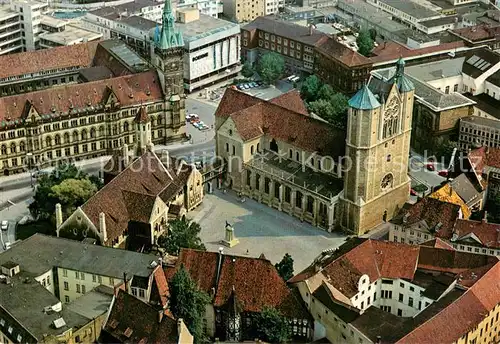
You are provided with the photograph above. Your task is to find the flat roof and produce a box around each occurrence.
[176,13,239,43]
[246,150,344,199]
[460,114,500,128]
[0,5,18,20]
[403,57,465,82]
[39,25,102,45]
[314,23,340,36]
[377,0,441,20]
[89,0,161,18]
[120,15,157,31]
[464,93,500,120]
[0,274,91,341]
[373,66,475,111]
[0,234,158,279]
[65,286,114,320]
[420,15,459,27]
[40,14,67,28]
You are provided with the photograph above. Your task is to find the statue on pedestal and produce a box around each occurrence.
[221,221,239,248]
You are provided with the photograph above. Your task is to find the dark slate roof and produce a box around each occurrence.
[450,173,482,205]
[312,283,359,323]
[78,66,114,82]
[462,49,500,79]
[464,93,500,120]
[486,69,500,87]
[101,290,180,344]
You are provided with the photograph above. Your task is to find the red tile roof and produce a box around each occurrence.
[454,218,500,248]
[316,37,372,67]
[469,146,500,174]
[369,41,465,64]
[103,289,180,344]
[269,90,309,116]
[397,262,500,343]
[134,106,150,123]
[170,249,311,319]
[81,151,193,244]
[216,88,346,158]
[420,238,455,250]
[451,24,500,43]
[417,246,497,274]
[152,265,170,308]
[0,70,163,123]
[0,41,99,80]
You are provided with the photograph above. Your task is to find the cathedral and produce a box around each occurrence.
[214,58,415,235]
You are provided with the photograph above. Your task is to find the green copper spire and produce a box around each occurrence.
[391,57,414,93]
[156,0,184,50]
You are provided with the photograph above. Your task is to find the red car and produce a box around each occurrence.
[410,189,417,196]
[438,170,449,177]
[426,163,435,171]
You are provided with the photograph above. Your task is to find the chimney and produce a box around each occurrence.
[55,203,63,229]
[123,272,128,292]
[309,24,313,36]
[483,211,488,223]
[158,310,164,323]
[99,212,107,243]
[122,144,129,167]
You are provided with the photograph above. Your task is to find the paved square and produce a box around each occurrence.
[190,190,348,272]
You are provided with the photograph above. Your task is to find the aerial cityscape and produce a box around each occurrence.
[0,0,499,342]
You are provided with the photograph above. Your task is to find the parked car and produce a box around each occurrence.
[186,114,193,122]
[426,163,435,171]
[4,242,11,250]
[438,170,449,177]
[189,115,200,123]
[249,82,258,88]
[1,221,8,231]
[192,122,200,129]
[410,189,417,196]
[237,84,245,90]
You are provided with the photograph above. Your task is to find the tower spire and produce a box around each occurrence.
[157,0,184,50]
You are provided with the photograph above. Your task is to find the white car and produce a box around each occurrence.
[1,221,8,231]
[4,242,11,250]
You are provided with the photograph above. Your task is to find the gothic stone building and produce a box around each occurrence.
[215,58,415,235]
[0,0,187,176]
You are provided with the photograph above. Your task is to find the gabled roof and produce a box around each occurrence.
[134,106,150,123]
[469,146,500,173]
[80,151,193,244]
[315,37,372,68]
[429,183,471,219]
[151,265,170,309]
[216,88,346,158]
[391,197,461,239]
[0,41,99,80]
[269,90,309,115]
[0,70,163,123]
[450,173,482,205]
[420,238,455,251]
[101,290,180,344]
[166,249,311,319]
[348,84,381,110]
[453,218,500,248]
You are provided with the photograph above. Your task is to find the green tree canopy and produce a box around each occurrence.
[275,253,294,281]
[356,29,374,57]
[29,164,102,220]
[309,92,349,129]
[50,179,97,212]
[368,28,377,41]
[434,140,458,165]
[254,307,291,343]
[169,265,211,343]
[300,75,322,102]
[157,218,206,256]
[257,52,285,85]
[241,61,255,78]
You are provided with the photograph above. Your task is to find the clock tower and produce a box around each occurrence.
[339,58,415,235]
[152,0,186,141]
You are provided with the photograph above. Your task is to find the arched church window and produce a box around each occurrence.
[381,174,393,190]
[383,98,399,139]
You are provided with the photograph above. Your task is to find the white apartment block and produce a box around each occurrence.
[176,0,223,18]
[0,5,22,55]
[264,0,285,15]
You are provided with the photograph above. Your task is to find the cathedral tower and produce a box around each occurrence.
[152,0,186,140]
[339,58,415,235]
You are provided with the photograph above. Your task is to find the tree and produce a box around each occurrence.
[50,179,97,213]
[309,93,349,129]
[241,61,255,78]
[434,141,458,165]
[29,163,101,220]
[257,52,284,85]
[169,266,211,343]
[254,307,291,343]
[300,75,322,102]
[317,84,335,101]
[356,29,374,57]
[486,195,500,223]
[368,28,377,41]
[157,218,206,255]
[275,253,294,281]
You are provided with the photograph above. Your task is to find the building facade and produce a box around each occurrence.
[339,59,414,235]
[223,0,264,23]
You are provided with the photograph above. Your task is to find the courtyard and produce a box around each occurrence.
[190,189,348,272]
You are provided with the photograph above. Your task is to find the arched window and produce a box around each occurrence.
[1,145,7,155]
[90,127,96,138]
[72,131,79,142]
[63,132,70,144]
[81,129,87,140]
[10,142,16,153]
[251,145,254,155]
[270,138,278,153]
[257,143,260,152]
[46,136,52,147]
[98,126,105,137]
[55,135,61,145]
[19,142,25,152]
[383,99,399,139]
[123,122,129,132]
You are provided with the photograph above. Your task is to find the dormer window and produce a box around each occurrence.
[229,129,233,136]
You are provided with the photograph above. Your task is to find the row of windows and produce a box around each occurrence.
[0,318,22,342]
